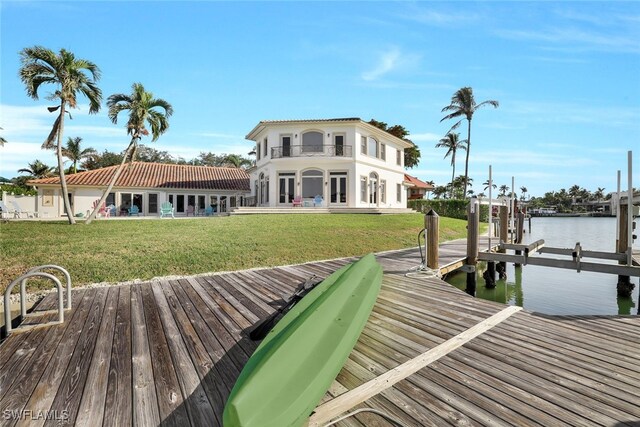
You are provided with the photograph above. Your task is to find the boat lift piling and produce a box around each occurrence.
[466,199,480,295]
[485,166,497,288]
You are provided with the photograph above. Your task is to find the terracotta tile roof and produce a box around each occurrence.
[28,162,250,191]
[404,174,434,190]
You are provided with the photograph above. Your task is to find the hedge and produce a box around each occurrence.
[408,199,489,221]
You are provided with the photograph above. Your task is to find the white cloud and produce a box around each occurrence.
[411,132,441,142]
[496,27,640,54]
[361,48,402,82]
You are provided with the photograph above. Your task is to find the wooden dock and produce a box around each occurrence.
[1,244,639,426]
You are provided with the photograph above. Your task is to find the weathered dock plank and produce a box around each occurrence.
[1,242,639,426]
[103,285,132,426]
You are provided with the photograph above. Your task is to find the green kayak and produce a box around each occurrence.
[223,253,383,427]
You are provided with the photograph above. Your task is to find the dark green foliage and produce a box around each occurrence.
[0,184,37,198]
[409,199,489,221]
[367,119,421,168]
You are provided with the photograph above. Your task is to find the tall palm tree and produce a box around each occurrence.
[441,87,498,198]
[435,132,467,199]
[62,136,97,174]
[520,186,528,201]
[483,179,497,192]
[19,46,102,224]
[86,83,172,224]
[498,184,509,197]
[18,159,54,178]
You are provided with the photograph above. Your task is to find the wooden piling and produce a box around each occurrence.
[499,206,509,248]
[466,201,480,295]
[499,205,508,273]
[516,211,525,244]
[425,209,440,270]
[616,203,633,297]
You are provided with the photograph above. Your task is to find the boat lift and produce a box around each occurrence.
[478,239,640,277]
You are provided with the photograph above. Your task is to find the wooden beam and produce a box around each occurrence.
[307,305,522,427]
[478,252,640,277]
[538,247,627,261]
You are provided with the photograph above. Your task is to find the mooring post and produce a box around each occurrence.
[485,165,496,289]
[514,210,525,267]
[425,209,439,270]
[466,200,480,295]
[498,205,508,276]
[617,202,633,297]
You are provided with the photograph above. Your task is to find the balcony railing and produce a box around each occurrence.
[271,145,353,159]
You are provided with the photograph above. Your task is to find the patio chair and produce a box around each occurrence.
[107,204,116,217]
[0,201,14,219]
[186,205,195,216]
[313,195,323,207]
[11,201,33,218]
[128,205,140,216]
[160,202,175,218]
[292,195,302,207]
[99,203,110,218]
[204,206,214,216]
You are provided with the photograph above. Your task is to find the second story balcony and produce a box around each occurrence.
[271,144,353,159]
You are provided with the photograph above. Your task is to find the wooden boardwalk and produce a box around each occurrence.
[1,244,639,426]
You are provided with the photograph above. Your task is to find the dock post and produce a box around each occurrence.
[616,203,633,297]
[498,205,508,276]
[514,211,525,267]
[425,209,439,270]
[466,199,479,295]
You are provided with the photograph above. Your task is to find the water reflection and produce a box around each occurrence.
[446,217,639,315]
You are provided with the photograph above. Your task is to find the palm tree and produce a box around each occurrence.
[520,186,528,202]
[441,87,498,198]
[222,154,252,169]
[594,187,605,203]
[86,83,172,224]
[62,136,97,174]
[435,132,467,199]
[498,184,509,197]
[483,179,497,192]
[18,160,54,178]
[19,46,102,224]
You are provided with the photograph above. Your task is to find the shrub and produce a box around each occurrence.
[409,199,489,221]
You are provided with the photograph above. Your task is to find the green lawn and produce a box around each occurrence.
[1,214,474,293]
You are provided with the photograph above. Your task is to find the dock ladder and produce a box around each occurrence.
[3,265,72,338]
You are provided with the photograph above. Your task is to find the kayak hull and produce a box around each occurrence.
[223,253,383,427]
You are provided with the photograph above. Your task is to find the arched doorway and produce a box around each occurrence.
[369,172,378,206]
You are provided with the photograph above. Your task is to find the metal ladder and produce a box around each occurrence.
[3,265,72,337]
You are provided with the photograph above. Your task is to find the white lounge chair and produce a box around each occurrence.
[0,201,14,219]
[11,201,34,218]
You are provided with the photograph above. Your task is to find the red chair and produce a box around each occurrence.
[292,195,302,207]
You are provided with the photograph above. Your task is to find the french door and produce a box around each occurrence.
[278,174,295,205]
[330,173,347,205]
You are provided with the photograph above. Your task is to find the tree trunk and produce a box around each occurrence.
[451,153,456,199]
[463,119,472,198]
[85,140,135,224]
[57,101,75,225]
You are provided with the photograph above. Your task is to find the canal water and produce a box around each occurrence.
[446,217,640,315]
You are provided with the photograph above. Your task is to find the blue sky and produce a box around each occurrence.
[1,1,639,197]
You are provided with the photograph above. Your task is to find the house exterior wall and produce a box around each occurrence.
[31,185,249,217]
[249,121,408,208]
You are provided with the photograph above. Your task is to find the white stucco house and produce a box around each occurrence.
[27,162,251,217]
[245,118,414,209]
